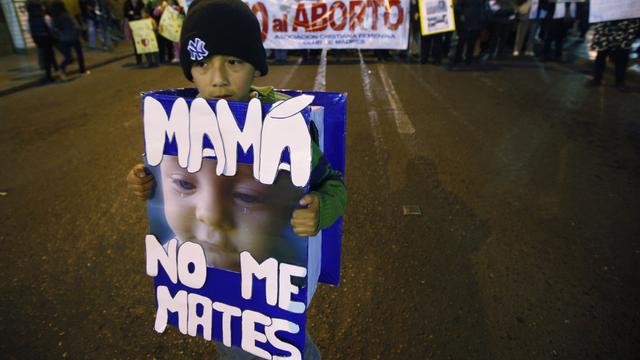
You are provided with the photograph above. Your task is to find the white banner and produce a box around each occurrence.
[589,0,640,23]
[245,0,410,49]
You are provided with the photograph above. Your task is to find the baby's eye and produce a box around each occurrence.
[233,191,262,205]
[169,175,197,194]
[177,179,195,190]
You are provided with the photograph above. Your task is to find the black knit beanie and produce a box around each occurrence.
[179,0,268,81]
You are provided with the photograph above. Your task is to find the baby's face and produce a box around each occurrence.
[160,156,305,272]
[191,54,260,102]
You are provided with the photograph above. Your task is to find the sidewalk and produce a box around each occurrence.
[0,41,133,97]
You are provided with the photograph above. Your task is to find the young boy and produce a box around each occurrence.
[128,0,346,253]
[127,0,346,357]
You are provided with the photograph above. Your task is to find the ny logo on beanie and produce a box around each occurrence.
[187,38,209,61]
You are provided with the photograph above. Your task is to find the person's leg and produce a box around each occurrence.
[166,38,174,62]
[100,17,111,49]
[87,18,96,49]
[157,35,166,63]
[542,21,555,61]
[593,49,609,84]
[39,42,54,80]
[487,21,499,58]
[58,41,73,73]
[466,30,479,64]
[173,42,180,62]
[525,19,539,55]
[214,331,320,360]
[614,47,631,85]
[514,15,528,55]
[453,31,466,64]
[131,38,142,64]
[442,32,452,60]
[74,39,86,73]
[303,331,321,360]
[432,34,444,64]
[275,49,287,63]
[554,23,567,61]
[420,35,433,63]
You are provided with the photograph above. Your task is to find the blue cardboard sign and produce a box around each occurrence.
[140,88,346,358]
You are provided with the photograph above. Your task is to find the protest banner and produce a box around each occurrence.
[418,0,455,36]
[129,18,159,54]
[242,0,410,49]
[159,6,184,42]
[589,0,640,23]
[140,88,346,358]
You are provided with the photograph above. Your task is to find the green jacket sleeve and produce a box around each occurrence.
[309,142,347,231]
[254,85,347,230]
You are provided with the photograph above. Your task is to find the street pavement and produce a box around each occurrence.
[1,48,639,359]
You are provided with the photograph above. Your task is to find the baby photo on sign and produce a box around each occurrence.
[155,155,307,272]
[143,92,317,274]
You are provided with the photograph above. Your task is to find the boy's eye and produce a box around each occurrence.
[228,58,245,65]
[193,60,207,68]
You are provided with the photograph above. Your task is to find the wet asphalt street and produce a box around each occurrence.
[1,51,639,359]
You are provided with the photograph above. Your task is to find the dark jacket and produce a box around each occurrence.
[123,0,143,21]
[28,16,54,44]
[53,13,79,42]
[539,0,555,22]
[490,0,517,23]
[456,0,489,31]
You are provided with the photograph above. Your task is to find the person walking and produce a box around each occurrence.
[453,0,490,65]
[27,0,58,82]
[541,0,575,62]
[94,0,113,50]
[486,0,517,59]
[513,0,531,56]
[151,1,174,63]
[589,18,640,91]
[79,0,97,49]
[521,0,543,56]
[123,0,144,65]
[51,1,89,78]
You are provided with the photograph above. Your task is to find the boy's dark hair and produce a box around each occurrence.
[179,0,268,81]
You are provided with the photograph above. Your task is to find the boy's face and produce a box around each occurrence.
[191,55,260,102]
[160,156,305,272]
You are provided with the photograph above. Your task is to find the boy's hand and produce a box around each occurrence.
[291,193,320,237]
[127,163,155,200]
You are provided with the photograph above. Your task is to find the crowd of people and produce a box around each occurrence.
[122,0,184,67]
[24,0,181,81]
[26,0,126,81]
[414,0,639,90]
[24,0,640,89]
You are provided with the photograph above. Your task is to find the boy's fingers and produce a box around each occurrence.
[133,164,148,178]
[127,176,154,187]
[291,208,318,221]
[298,193,318,207]
[292,226,317,237]
[128,183,152,192]
[290,217,315,227]
[133,191,148,198]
